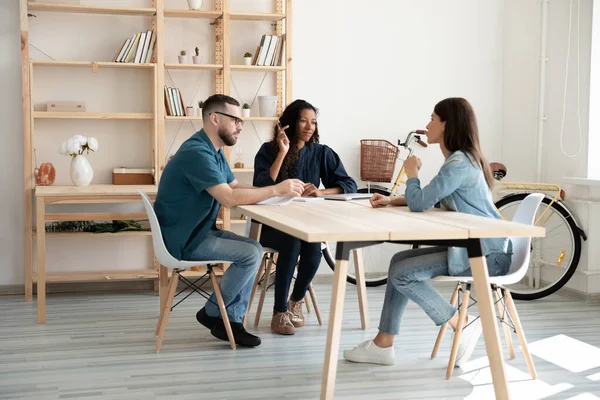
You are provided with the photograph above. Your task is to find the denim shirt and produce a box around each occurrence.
[405,151,511,275]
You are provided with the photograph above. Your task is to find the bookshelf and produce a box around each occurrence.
[19,0,292,322]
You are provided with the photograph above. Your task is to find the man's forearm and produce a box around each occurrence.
[229,186,277,207]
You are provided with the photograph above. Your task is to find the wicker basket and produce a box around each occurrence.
[360,139,399,182]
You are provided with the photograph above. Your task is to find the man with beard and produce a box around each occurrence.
[155,94,304,347]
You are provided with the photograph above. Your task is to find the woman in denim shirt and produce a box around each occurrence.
[253,99,357,335]
[344,97,511,367]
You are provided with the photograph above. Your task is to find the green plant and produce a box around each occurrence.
[180,50,186,56]
[198,100,204,108]
[244,52,252,58]
[195,47,199,56]
[45,220,147,233]
[242,103,250,109]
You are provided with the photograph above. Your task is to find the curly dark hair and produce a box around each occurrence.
[270,99,320,179]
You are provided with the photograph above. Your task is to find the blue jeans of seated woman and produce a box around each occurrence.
[183,229,262,323]
[379,246,512,335]
[259,225,322,313]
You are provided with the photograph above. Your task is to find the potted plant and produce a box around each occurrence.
[185,105,194,116]
[59,134,98,186]
[197,100,204,117]
[242,103,251,118]
[243,52,253,65]
[193,47,202,64]
[187,0,202,10]
[178,50,188,64]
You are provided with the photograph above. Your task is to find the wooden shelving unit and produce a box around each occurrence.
[19,0,292,321]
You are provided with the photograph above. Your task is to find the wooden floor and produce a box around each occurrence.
[1,281,599,399]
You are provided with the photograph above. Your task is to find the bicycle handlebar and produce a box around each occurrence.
[398,130,428,150]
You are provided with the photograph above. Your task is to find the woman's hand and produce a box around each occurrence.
[370,193,391,208]
[302,183,321,197]
[404,155,422,179]
[276,123,290,155]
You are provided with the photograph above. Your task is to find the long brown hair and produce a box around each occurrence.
[434,97,494,189]
[270,99,320,179]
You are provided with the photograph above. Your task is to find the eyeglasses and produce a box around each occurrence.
[213,111,244,126]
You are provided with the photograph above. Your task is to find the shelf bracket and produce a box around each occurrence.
[92,61,98,73]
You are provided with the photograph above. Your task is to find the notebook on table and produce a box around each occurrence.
[320,193,373,201]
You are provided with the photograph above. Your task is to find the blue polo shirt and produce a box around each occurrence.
[154,129,235,260]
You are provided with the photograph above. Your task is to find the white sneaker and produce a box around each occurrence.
[343,340,395,365]
[454,315,483,367]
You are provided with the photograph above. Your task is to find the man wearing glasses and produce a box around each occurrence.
[155,94,304,347]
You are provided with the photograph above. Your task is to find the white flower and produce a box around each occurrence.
[67,137,82,155]
[59,141,68,155]
[87,137,98,152]
[72,134,87,146]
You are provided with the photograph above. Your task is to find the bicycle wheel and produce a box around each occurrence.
[495,193,582,300]
[321,186,416,287]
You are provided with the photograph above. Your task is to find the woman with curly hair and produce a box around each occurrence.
[253,99,357,335]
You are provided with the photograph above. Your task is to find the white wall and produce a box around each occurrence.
[0,0,505,286]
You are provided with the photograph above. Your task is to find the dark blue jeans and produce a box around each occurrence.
[259,225,322,313]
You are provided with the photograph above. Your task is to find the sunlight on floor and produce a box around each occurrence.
[527,334,600,373]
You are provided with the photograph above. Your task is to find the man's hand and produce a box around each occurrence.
[277,123,290,155]
[403,155,422,179]
[302,183,321,197]
[274,179,304,197]
[370,193,392,208]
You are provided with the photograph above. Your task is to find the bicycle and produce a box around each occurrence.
[321,131,587,301]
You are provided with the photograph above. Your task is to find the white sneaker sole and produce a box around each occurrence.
[343,350,395,366]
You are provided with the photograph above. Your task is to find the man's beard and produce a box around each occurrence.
[218,126,237,146]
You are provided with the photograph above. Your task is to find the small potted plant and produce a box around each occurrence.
[242,103,250,118]
[185,105,194,116]
[178,50,188,64]
[243,52,253,65]
[197,100,204,117]
[187,0,202,10]
[193,47,202,64]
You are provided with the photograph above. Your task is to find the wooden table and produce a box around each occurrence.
[238,199,545,400]
[33,185,157,324]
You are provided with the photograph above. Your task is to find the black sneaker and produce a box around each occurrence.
[210,320,262,347]
[196,307,219,330]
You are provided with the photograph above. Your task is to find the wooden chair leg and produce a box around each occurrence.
[210,272,236,350]
[155,270,180,353]
[431,283,461,359]
[495,288,515,359]
[244,255,266,326]
[504,288,537,379]
[304,292,312,313]
[308,283,323,325]
[255,256,274,328]
[446,286,471,379]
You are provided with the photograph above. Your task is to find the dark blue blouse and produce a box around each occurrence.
[253,142,357,193]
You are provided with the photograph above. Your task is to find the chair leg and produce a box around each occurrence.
[209,272,236,350]
[308,283,323,325]
[244,255,266,326]
[255,255,274,328]
[155,270,180,353]
[304,293,312,313]
[431,283,460,359]
[446,285,471,379]
[494,288,515,359]
[504,288,537,379]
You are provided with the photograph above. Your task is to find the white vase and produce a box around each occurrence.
[70,155,93,186]
[192,55,202,64]
[244,57,252,65]
[242,108,250,118]
[185,106,194,116]
[178,55,188,64]
[187,0,202,10]
[197,107,203,117]
[258,95,278,117]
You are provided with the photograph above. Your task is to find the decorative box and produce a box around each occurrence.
[112,168,154,185]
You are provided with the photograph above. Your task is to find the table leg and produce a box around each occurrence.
[352,248,369,330]
[467,239,509,399]
[320,242,350,400]
[35,196,46,324]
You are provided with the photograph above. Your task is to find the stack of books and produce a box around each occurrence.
[113,30,156,63]
[249,34,285,66]
[164,86,185,116]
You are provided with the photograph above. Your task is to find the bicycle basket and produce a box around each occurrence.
[360,139,399,182]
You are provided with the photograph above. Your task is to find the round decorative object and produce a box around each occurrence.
[36,162,56,186]
[70,155,93,186]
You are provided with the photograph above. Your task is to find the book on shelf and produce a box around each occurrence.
[164,86,186,116]
[252,34,285,66]
[112,30,155,64]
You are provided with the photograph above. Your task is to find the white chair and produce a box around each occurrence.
[430,193,544,379]
[243,218,323,327]
[139,190,237,351]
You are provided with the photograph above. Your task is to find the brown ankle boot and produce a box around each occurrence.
[288,299,305,327]
[271,311,295,335]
